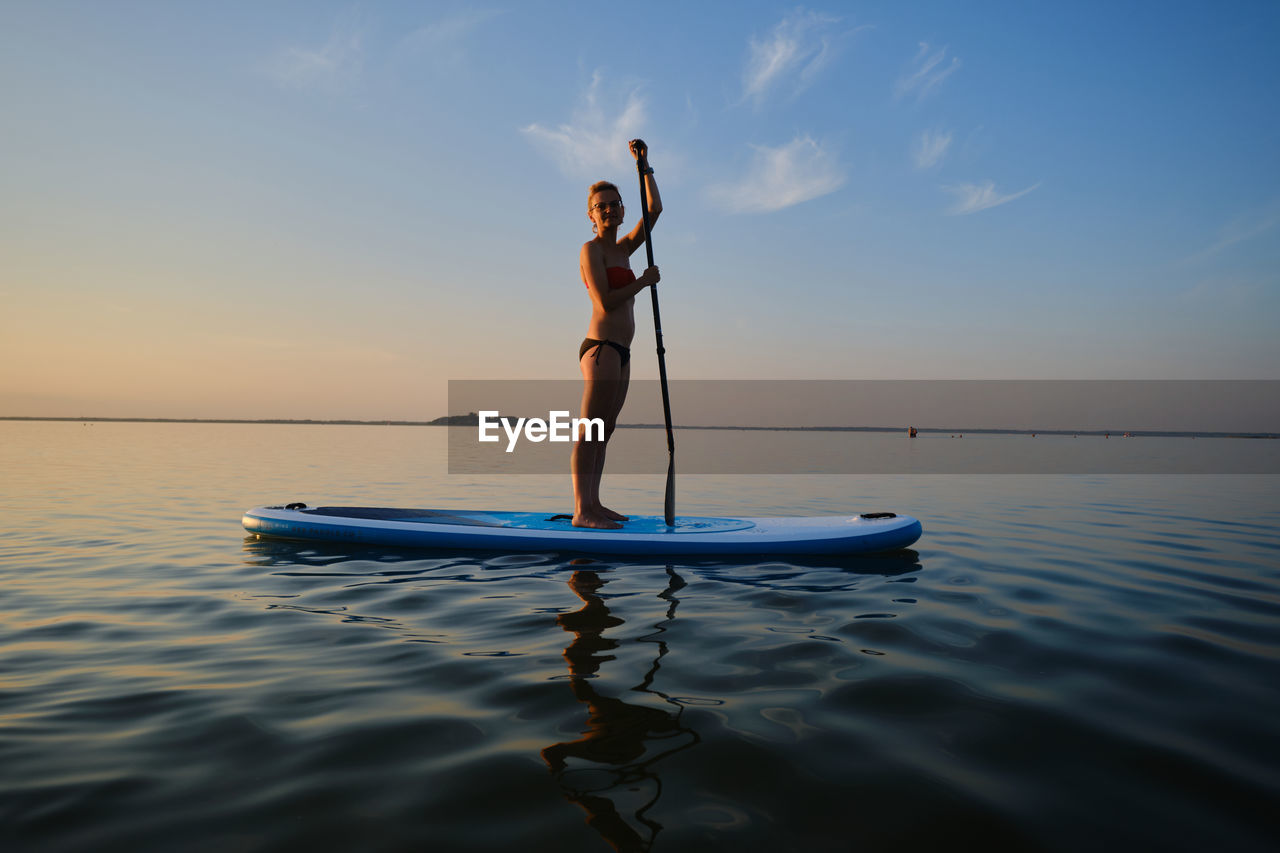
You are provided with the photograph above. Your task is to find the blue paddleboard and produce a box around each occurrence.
[242,504,922,556]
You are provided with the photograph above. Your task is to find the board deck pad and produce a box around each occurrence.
[244,504,922,556]
[305,509,755,534]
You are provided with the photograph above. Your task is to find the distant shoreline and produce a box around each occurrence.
[2,415,1274,440]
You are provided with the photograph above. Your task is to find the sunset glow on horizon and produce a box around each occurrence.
[4,2,1278,421]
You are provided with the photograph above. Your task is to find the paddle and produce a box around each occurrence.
[633,142,676,527]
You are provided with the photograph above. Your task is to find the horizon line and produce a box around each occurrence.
[2,416,1275,439]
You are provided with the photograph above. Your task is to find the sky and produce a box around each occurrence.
[2,1,1278,422]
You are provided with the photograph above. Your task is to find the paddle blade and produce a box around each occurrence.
[664,453,676,526]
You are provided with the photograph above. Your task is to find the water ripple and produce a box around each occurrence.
[3,424,1278,851]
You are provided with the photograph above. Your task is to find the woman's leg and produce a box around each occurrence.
[572,345,626,528]
[595,362,630,521]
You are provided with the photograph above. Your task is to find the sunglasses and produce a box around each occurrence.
[590,199,624,212]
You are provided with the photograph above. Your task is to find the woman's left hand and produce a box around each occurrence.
[629,138,648,163]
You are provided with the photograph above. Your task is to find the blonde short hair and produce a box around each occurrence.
[587,181,620,208]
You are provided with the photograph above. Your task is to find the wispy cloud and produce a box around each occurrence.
[1181,201,1280,265]
[896,42,961,100]
[707,136,846,213]
[742,9,851,104]
[944,180,1041,215]
[393,9,500,66]
[913,129,952,169]
[521,72,648,177]
[266,18,365,93]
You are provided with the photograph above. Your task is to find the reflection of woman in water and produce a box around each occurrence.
[542,567,694,852]
[572,139,662,529]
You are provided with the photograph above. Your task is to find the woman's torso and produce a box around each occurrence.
[582,244,637,344]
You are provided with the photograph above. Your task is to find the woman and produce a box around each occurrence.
[572,139,662,529]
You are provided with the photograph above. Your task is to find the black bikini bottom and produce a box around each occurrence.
[579,338,631,367]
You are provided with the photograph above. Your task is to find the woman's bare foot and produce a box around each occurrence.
[599,505,629,521]
[572,511,622,529]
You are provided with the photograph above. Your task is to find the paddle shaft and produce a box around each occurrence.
[636,160,676,526]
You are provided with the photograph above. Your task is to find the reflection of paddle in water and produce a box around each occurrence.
[542,566,699,852]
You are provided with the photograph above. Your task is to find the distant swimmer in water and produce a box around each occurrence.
[572,139,662,529]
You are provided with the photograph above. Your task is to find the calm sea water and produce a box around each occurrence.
[2,422,1278,852]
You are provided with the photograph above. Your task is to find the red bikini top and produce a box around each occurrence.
[584,266,636,291]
